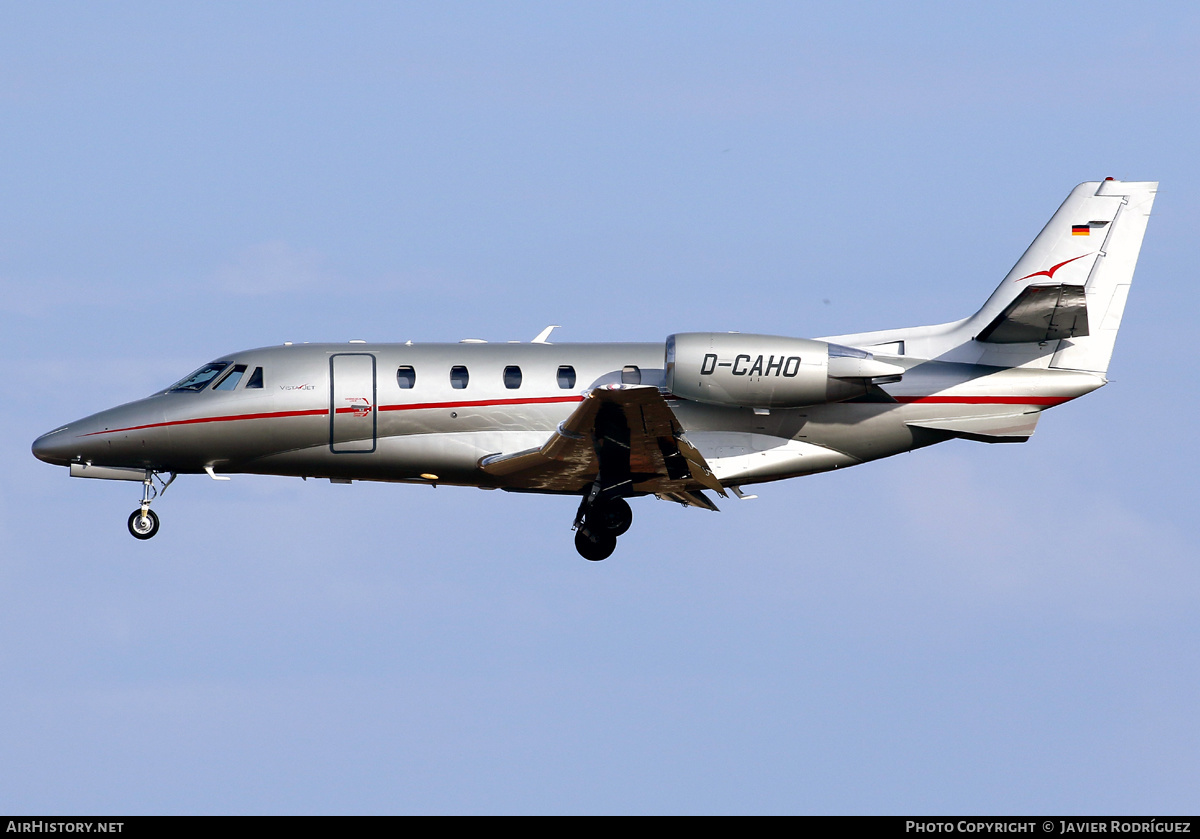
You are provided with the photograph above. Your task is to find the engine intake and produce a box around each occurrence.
[664,332,902,409]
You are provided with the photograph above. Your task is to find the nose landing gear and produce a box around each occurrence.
[126,470,174,540]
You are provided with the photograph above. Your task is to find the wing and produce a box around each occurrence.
[479,384,724,497]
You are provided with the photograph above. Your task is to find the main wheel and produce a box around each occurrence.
[590,497,633,537]
[128,509,160,540]
[574,527,617,561]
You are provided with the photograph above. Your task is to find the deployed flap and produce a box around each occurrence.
[977,284,1089,344]
[907,411,1041,443]
[479,384,723,495]
[655,489,721,511]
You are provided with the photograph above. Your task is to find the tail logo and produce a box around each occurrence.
[1016,252,1091,283]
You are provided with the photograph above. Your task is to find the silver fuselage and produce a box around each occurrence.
[32,340,1104,492]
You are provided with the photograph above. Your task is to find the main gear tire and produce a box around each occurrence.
[574,528,617,561]
[590,497,633,537]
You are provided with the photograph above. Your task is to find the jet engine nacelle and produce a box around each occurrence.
[664,332,904,409]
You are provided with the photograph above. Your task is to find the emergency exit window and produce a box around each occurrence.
[557,366,576,389]
[450,366,469,389]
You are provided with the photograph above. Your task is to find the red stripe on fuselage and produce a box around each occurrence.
[80,408,329,436]
[79,395,587,437]
[78,393,1069,438]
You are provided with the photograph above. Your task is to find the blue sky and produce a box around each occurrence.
[2,2,1198,814]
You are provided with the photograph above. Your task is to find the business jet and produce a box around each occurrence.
[32,179,1156,560]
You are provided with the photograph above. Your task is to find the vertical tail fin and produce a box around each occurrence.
[1043,180,1156,373]
[963,179,1157,373]
[826,179,1157,369]
[969,179,1158,373]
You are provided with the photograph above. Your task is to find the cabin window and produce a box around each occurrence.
[397,366,416,389]
[245,367,264,389]
[621,365,641,385]
[450,365,469,389]
[213,364,248,390]
[557,366,576,389]
[503,366,522,389]
[169,362,229,393]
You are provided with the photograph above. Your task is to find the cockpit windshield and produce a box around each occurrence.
[213,364,247,390]
[168,362,230,392]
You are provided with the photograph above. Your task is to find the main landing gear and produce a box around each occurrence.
[572,400,637,561]
[127,470,175,540]
[573,497,633,561]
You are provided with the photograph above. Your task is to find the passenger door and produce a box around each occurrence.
[329,353,377,453]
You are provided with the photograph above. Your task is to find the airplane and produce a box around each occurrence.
[32,179,1156,560]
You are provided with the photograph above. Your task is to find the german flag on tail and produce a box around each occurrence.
[1072,220,1110,236]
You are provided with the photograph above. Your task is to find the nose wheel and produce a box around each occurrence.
[125,470,174,540]
[128,509,160,540]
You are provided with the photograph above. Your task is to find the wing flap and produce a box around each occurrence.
[479,385,723,495]
[655,489,721,511]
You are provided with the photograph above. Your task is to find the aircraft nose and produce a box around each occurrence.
[32,425,75,465]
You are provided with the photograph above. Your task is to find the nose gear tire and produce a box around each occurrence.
[128,509,160,540]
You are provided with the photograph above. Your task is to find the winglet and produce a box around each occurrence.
[532,325,560,344]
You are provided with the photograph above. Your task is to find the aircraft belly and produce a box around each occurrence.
[682,403,961,482]
[242,430,549,485]
[688,432,860,484]
[672,402,918,476]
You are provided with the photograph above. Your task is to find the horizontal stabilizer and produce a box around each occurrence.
[977,284,1089,344]
[907,411,1041,443]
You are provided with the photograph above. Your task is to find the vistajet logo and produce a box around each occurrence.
[1016,252,1091,282]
